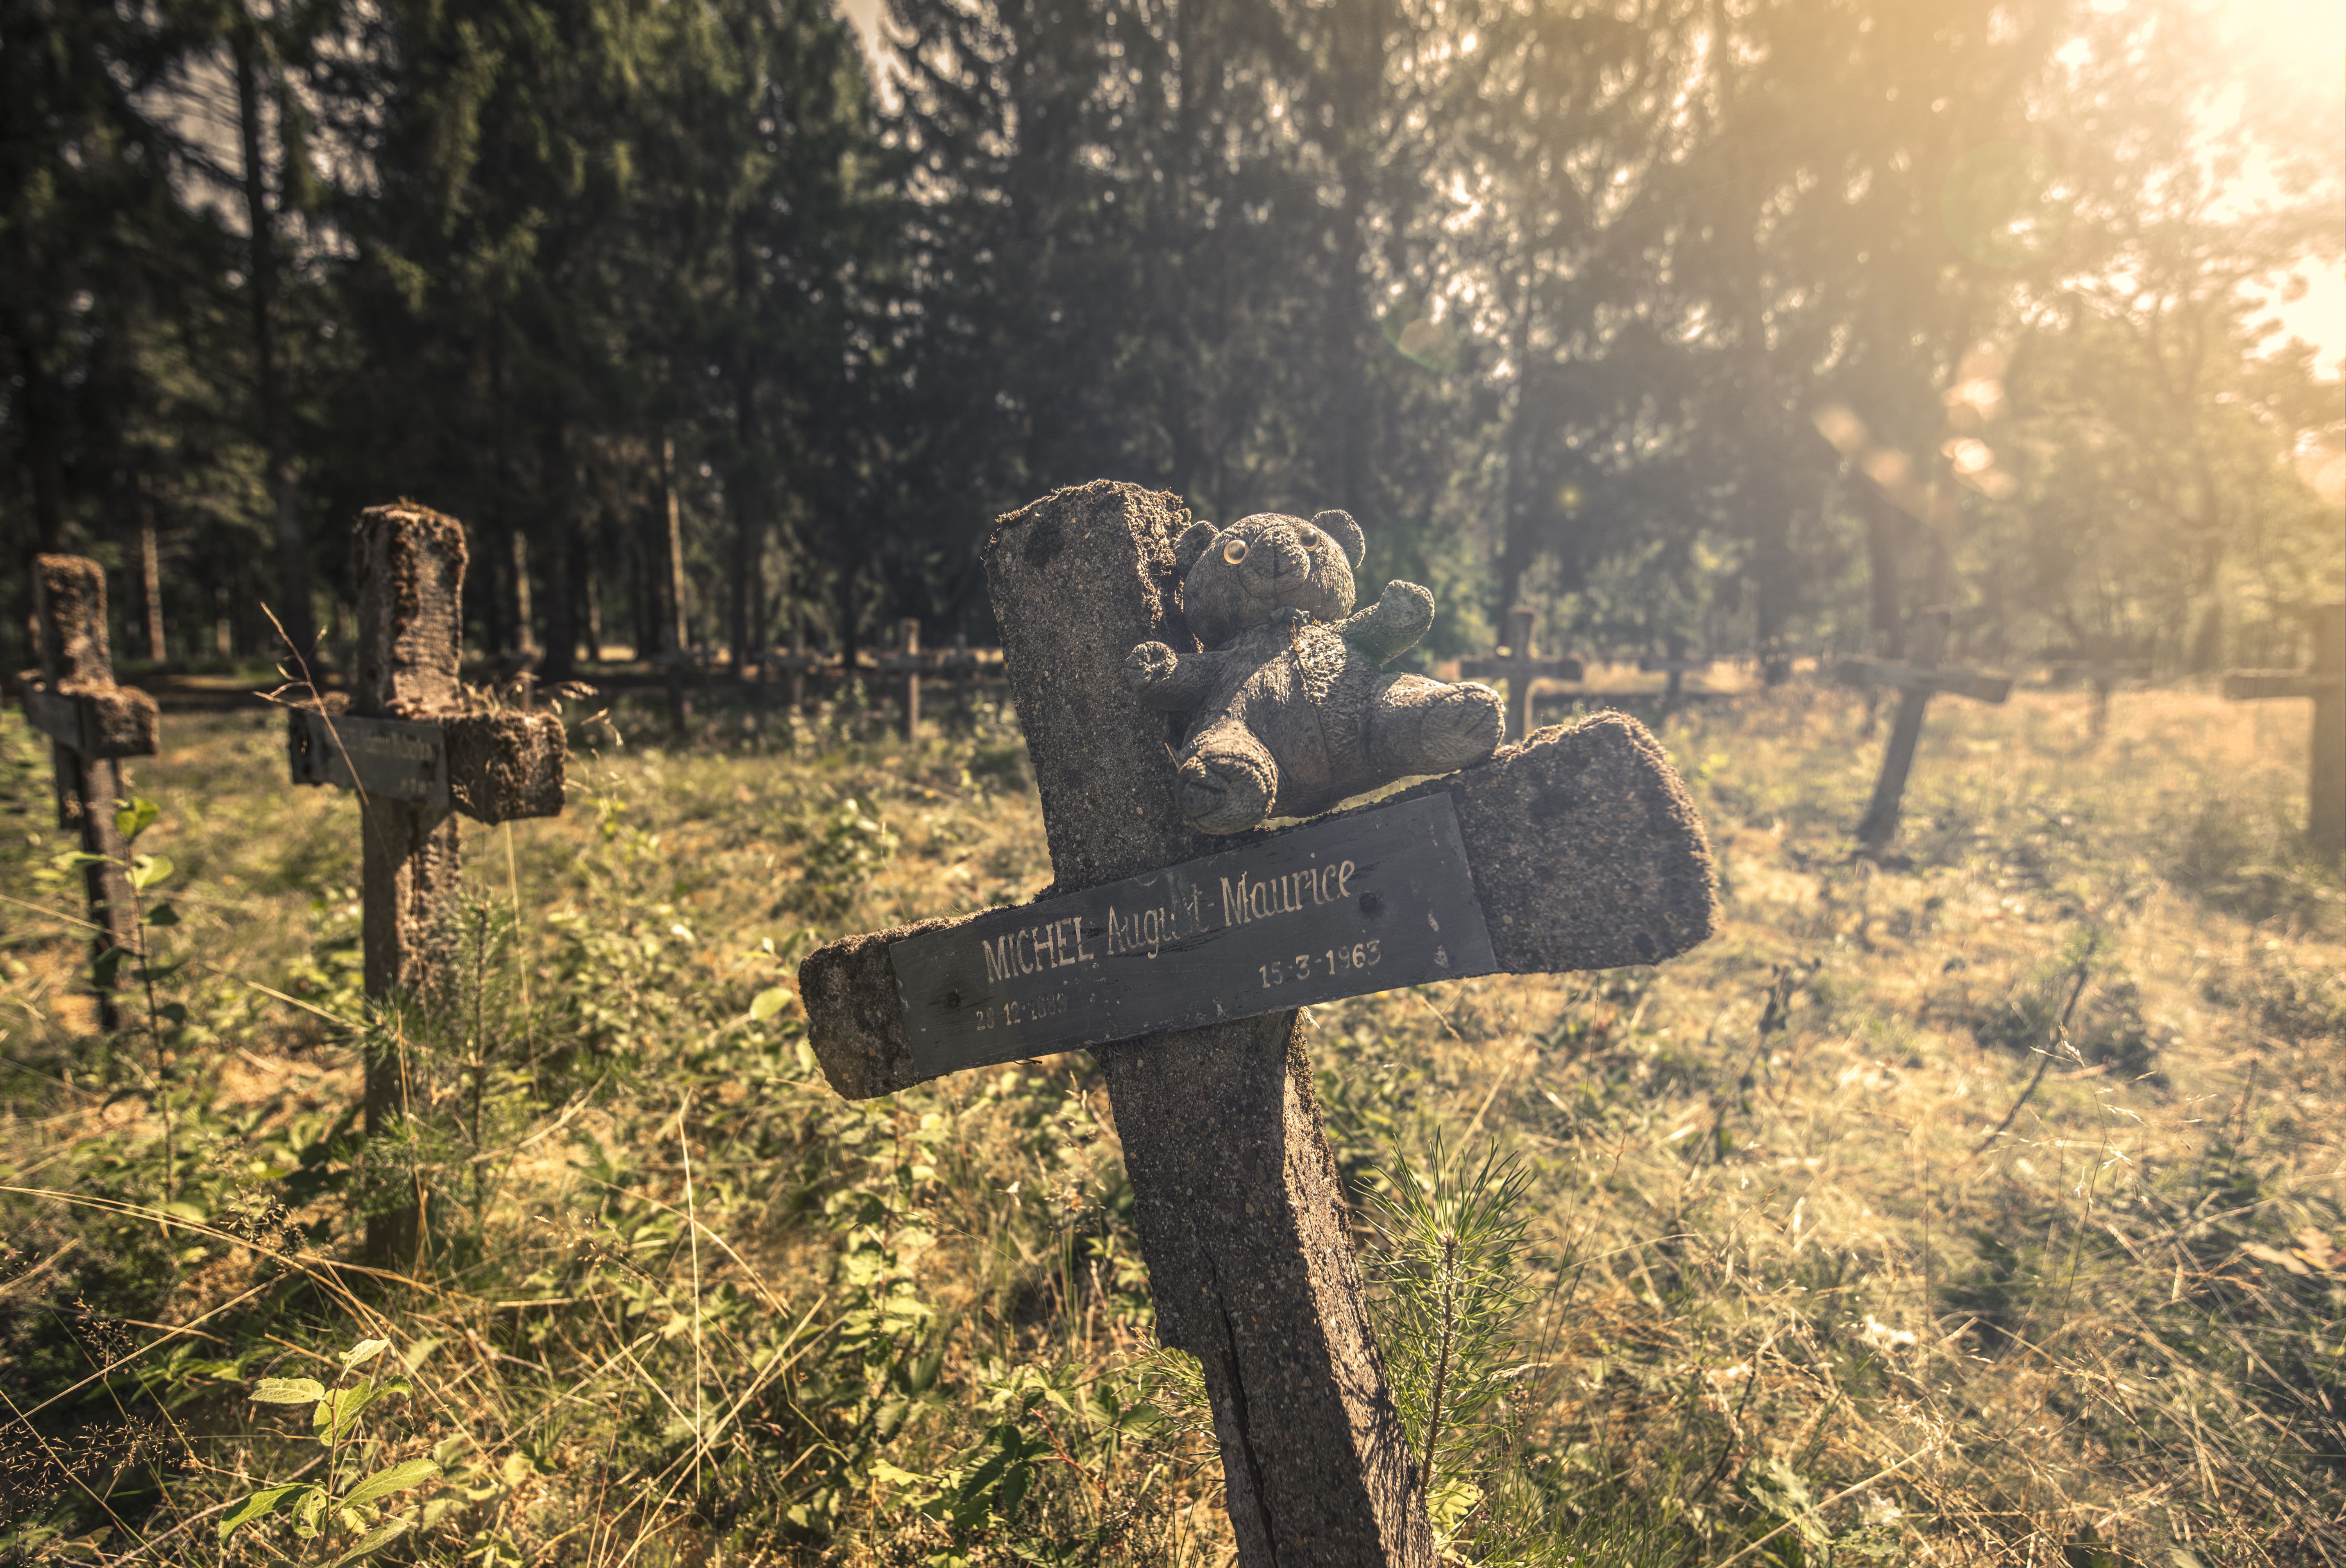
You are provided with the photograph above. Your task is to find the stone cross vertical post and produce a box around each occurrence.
[2223,602,2345,859]
[883,618,923,740]
[799,482,1718,1565]
[1837,608,2012,847]
[1460,606,1583,741]
[286,504,569,1266]
[2047,656,2149,742]
[1638,633,1711,708]
[20,556,160,1030]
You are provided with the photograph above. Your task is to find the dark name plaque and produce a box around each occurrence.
[889,793,1497,1077]
[289,710,450,808]
[22,687,84,752]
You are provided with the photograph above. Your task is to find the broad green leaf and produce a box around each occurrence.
[749,985,792,1021]
[129,853,173,890]
[326,1515,411,1568]
[115,798,159,841]
[292,1484,328,1538]
[217,1483,309,1540]
[161,1200,206,1225]
[251,1377,328,1405]
[91,946,127,986]
[145,902,181,928]
[342,1459,438,1511]
[340,1338,392,1371]
[315,1378,393,1441]
[402,1337,442,1373]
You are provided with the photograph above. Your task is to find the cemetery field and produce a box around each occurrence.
[0,684,2339,1567]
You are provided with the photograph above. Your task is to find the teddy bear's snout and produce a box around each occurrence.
[1247,525,1312,592]
[1175,747,1276,834]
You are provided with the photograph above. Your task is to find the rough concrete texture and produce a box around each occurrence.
[987,481,1429,1567]
[800,914,965,1100]
[356,502,467,720]
[33,554,115,687]
[1402,712,1715,971]
[447,712,567,823]
[28,556,159,759]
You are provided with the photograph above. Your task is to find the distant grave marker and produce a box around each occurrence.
[1460,606,1583,741]
[799,482,1717,1566]
[2045,654,2151,741]
[19,556,161,1029]
[2222,602,2344,859]
[284,503,568,1265]
[874,619,1001,740]
[1835,608,2012,848]
[1637,633,1711,707]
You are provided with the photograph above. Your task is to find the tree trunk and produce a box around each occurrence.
[231,12,315,669]
[138,495,166,661]
[660,436,689,654]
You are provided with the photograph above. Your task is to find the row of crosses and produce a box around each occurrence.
[19,507,570,1266]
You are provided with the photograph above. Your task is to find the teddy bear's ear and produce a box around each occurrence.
[1312,510,1366,567]
[1172,520,1221,575]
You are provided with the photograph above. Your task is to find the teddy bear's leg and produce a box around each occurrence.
[1175,716,1278,835]
[1366,675,1503,778]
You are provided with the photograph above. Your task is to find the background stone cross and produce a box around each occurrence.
[284,502,568,1265]
[2045,654,2151,741]
[871,619,1001,740]
[1459,605,1584,742]
[799,482,1716,1567]
[19,555,162,1029]
[2222,601,2344,859]
[1835,608,2012,847]
[1638,632,1712,704]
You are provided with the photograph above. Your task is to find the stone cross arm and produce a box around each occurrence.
[287,703,566,825]
[23,682,159,760]
[800,713,1715,1100]
[2223,671,2344,702]
[1834,657,2012,704]
[2047,658,2151,688]
[1457,650,1585,682]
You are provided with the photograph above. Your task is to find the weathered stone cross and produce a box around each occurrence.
[798,483,1716,1566]
[872,619,1001,740]
[2222,602,2344,860]
[1834,608,2012,848]
[2045,653,2150,741]
[19,555,161,1030]
[284,503,568,1265]
[1459,606,1583,744]
[1637,633,1711,704]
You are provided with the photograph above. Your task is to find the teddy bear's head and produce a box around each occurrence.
[1170,509,1366,647]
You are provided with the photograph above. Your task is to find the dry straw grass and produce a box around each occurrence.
[0,676,2338,1566]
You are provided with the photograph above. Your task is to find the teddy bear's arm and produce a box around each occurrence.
[1123,641,1225,710]
[1338,580,1434,665]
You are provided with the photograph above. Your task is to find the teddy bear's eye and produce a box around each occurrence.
[1221,538,1249,565]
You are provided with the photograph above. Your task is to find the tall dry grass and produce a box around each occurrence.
[0,676,2337,1565]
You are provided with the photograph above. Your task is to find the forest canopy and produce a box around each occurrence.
[3,0,2340,675]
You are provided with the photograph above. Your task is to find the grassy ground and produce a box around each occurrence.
[0,676,2339,1566]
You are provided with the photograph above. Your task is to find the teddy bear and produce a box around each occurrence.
[1124,508,1504,834]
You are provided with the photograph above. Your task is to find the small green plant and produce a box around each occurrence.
[1363,1131,1536,1537]
[220,1338,442,1562]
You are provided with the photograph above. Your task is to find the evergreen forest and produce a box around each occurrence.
[5,0,2341,672]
